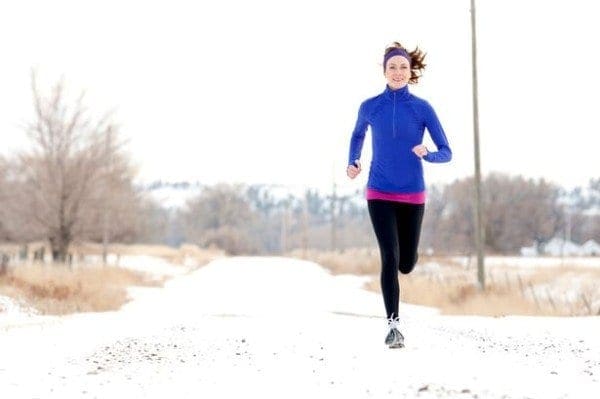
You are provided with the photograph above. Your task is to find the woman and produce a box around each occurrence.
[347,42,452,348]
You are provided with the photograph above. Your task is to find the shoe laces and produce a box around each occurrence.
[387,315,401,330]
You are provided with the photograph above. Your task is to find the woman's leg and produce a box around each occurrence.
[395,203,425,275]
[368,200,400,319]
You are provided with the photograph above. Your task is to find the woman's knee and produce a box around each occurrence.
[398,253,418,274]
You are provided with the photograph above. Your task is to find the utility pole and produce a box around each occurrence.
[471,0,485,289]
[565,206,572,244]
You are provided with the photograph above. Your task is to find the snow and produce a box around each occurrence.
[0,295,39,324]
[520,245,539,257]
[543,238,586,257]
[112,254,191,278]
[520,238,600,258]
[582,240,600,256]
[0,256,599,398]
[453,255,600,269]
[518,238,600,257]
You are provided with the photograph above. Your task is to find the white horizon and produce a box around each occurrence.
[1,0,598,192]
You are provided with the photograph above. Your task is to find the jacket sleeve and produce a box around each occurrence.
[348,101,369,166]
[422,101,452,163]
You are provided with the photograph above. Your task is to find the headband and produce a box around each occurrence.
[383,48,411,70]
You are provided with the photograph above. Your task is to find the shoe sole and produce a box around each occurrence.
[388,342,405,349]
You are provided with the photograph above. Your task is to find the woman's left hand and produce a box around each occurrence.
[412,144,428,158]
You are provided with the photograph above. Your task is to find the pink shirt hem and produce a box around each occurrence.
[366,188,426,204]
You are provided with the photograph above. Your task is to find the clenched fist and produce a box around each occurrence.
[347,160,362,179]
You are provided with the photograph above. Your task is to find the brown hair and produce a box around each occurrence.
[384,42,427,84]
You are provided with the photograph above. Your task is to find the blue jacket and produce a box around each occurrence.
[348,85,452,193]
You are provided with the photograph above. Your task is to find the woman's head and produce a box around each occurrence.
[383,42,426,89]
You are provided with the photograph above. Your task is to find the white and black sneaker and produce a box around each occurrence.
[385,316,405,349]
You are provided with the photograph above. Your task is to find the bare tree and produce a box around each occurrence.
[182,183,258,255]
[435,177,476,254]
[134,196,172,244]
[420,184,446,252]
[82,127,141,262]
[0,157,11,241]
[566,178,600,243]
[8,71,137,261]
[425,174,562,254]
[482,174,561,253]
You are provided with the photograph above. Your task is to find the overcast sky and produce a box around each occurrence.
[1,0,598,192]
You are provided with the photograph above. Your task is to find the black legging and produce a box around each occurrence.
[368,200,425,319]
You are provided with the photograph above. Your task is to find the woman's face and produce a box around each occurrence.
[384,55,411,90]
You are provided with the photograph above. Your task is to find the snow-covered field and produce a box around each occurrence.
[452,256,600,269]
[0,256,599,398]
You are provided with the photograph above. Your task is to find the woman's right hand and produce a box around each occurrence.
[346,160,361,179]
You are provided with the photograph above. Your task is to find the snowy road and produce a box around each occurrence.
[1,257,599,398]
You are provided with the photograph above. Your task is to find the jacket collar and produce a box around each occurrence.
[384,84,411,101]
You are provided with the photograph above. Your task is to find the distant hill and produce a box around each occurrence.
[139,181,205,209]
[138,180,364,210]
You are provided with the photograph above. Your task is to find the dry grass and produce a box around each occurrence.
[0,243,224,315]
[292,248,600,317]
[288,248,381,275]
[0,263,159,315]
[168,244,225,266]
[365,275,554,316]
[73,242,224,266]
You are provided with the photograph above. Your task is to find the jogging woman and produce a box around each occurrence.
[347,42,452,348]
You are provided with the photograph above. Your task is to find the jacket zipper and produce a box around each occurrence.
[392,91,396,138]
